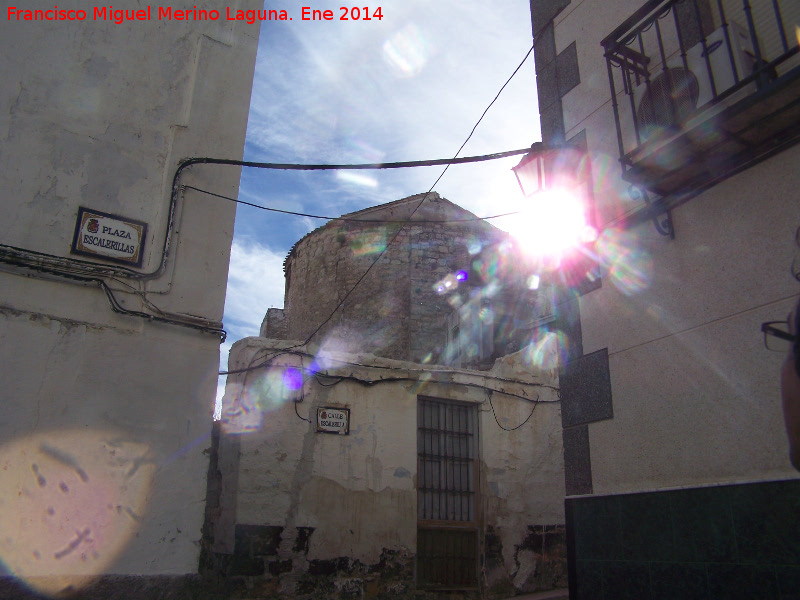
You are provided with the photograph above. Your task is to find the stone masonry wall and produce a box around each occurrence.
[282,193,507,363]
[261,307,288,339]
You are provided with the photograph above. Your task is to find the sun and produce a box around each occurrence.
[499,189,596,259]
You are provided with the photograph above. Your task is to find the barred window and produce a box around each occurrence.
[417,397,479,589]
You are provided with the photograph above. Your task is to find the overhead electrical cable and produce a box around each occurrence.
[0,145,535,283]
[182,185,521,222]
[293,44,535,349]
[486,389,538,431]
[220,46,533,366]
[0,45,536,342]
[188,146,533,172]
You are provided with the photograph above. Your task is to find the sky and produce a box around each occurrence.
[217,1,542,409]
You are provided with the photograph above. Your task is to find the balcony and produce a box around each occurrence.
[602,0,800,208]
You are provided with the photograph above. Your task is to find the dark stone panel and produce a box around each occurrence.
[574,559,603,600]
[540,101,566,145]
[602,560,651,600]
[729,479,800,564]
[537,59,560,111]
[776,566,800,599]
[566,499,578,600]
[557,42,581,98]
[563,425,593,496]
[568,481,800,600]
[649,562,708,600]
[233,524,283,557]
[560,348,613,427]
[530,0,571,37]
[567,127,587,150]
[534,23,557,70]
[707,563,780,600]
[619,493,675,562]
[669,485,737,564]
[569,494,622,561]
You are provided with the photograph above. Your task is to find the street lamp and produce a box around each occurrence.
[512,142,589,197]
[508,143,596,261]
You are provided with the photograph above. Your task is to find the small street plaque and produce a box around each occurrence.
[316,407,350,435]
[71,207,147,267]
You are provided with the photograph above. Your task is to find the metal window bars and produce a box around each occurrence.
[602,0,799,175]
[417,398,477,522]
[417,397,479,589]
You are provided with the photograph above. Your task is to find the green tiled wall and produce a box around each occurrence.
[565,479,800,599]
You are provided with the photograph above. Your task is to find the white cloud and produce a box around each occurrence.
[223,238,286,341]
[215,339,233,421]
[217,241,285,419]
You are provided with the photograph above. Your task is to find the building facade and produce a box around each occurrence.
[529,0,800,597]
[213,195,573,598]
[0,4,260,597]
[214,338,566,599]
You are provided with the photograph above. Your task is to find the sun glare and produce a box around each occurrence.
[502,190,595,258]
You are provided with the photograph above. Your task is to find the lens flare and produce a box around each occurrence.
[500,189,589,259]
[346,230,386,257]
[473,256,500,281]
[382,23,433,77]
[595,228,653,295]
[222,364,305,433]
[343,137,385,163]
[522,330,569,371]
[253,369,300,412]
[434,270,470,295]
[282,367,304,391]
[336,170,378,188]
[0,430,154,595]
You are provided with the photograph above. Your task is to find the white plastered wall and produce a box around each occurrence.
[581,145,800,493]
[218,338,564,572]
[548,0,800,494]
[0,1,261,585]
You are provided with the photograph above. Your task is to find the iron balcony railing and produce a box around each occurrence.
[602,0,800,182]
